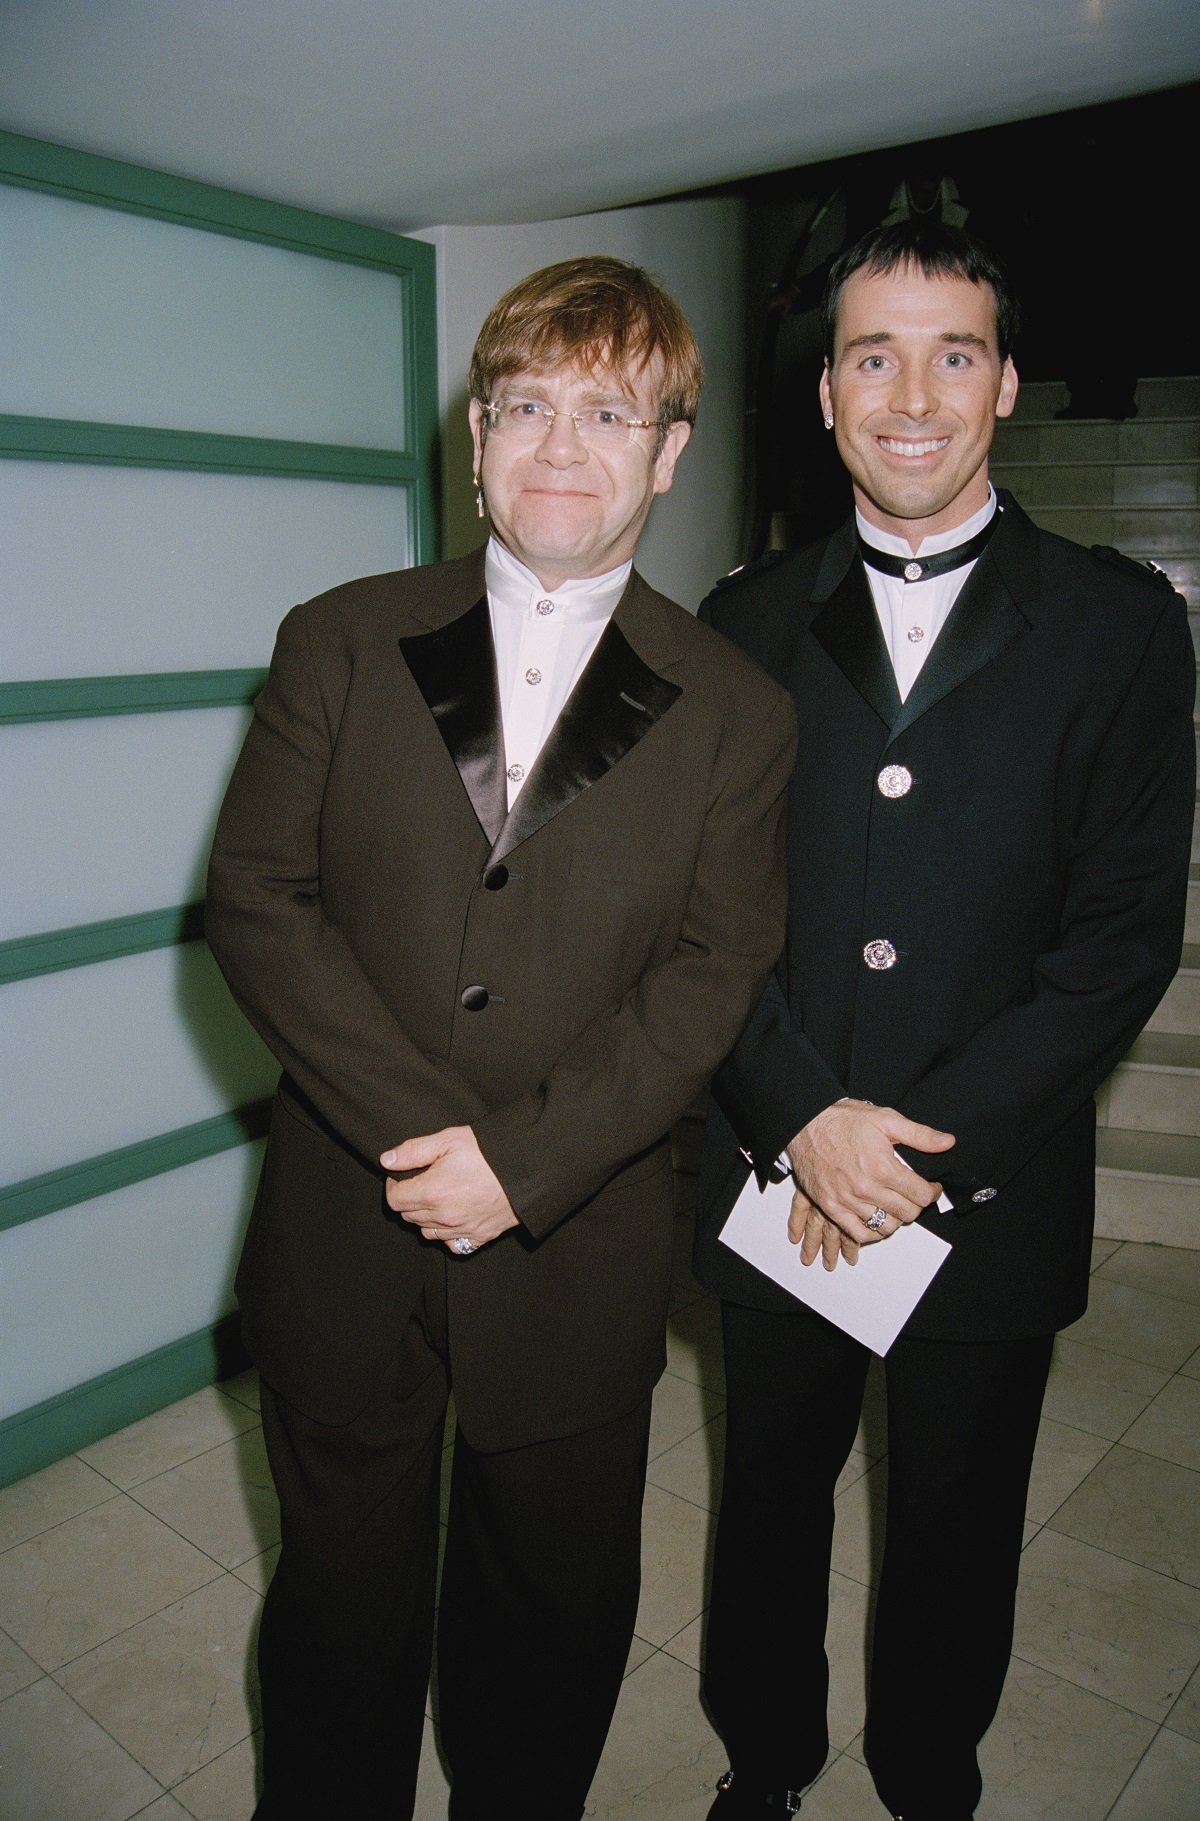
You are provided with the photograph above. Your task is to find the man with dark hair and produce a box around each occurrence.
[206,255,794,1821]
[695,222,1194,1819]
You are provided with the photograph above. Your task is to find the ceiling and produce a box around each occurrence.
[1,0,1197,231]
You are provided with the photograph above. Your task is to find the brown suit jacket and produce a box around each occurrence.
[207,550,795,1448]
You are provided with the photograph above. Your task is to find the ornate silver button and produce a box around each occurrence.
[906,625,925,643]
[525,667,542,685]
[536,599,555,616]
[507,762,525,782]
[877,764,913,799]
[971,1187,997,1203]
[863,939,897,970]
[903,560,923,582]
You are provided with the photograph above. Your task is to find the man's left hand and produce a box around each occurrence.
[380,1126,519,1253]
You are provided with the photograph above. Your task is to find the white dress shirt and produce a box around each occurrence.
[484,538,631,809]
[858,487,998,700]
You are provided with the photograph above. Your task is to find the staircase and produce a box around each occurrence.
[991,378,1200,1248]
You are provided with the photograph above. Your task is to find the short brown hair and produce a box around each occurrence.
[469,255,703,427]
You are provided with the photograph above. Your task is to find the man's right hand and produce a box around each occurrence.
[786,1098,954,1254]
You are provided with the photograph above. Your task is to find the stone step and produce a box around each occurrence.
[1009,377,1200,422]
[1099,1031,1200,1138]
[1188,867,1200,944]
[1018,505,1198,554]
[1146,944,1200,1034]
[1094,1127,1200,1247]
[1193,795,1200,863]
[989,463,1199,509]
[992,419,1200,466]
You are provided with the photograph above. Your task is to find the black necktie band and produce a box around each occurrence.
[858,511,998,583]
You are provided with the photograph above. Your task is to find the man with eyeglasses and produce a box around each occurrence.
[207,255,794,1821]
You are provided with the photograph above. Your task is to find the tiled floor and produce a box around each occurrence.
[2,1219,1199,1820]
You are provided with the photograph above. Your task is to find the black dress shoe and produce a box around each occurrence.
[707,1768,803,1816]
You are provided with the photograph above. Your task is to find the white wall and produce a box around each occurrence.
[416,194,749,610]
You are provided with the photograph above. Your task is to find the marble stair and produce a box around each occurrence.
[992,377,1200,1248]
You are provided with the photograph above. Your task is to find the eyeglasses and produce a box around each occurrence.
[484,395,660,446]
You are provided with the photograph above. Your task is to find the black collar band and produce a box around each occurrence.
[858,510,999,583]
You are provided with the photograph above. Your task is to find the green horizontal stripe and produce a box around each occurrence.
[0,904,205,985]
[0,127,436,281]
[0,1316,250,1490]
[0,1101,273,1233]
[0,668,265,723]
[0,414,418,481]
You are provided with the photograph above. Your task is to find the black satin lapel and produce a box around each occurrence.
[398,596,507,843]
[891,551,1028,737]
[810,560,901,728]
[489,621,681,864]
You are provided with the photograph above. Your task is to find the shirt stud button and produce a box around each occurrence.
[525,667,542,685]
[506,762,525,782]
[907,625,925,644]
[536,599,555,616]
[863,938,898,970]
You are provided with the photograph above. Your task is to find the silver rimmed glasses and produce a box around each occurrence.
[484,395,660,446]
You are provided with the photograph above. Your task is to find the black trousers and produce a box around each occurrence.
[252,1279,652,1821]
[704,1301,1053,1820]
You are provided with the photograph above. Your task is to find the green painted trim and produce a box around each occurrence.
[0,1101,273,1234]
[0,1316,251,1490]
[0,904,205,985]
[0,668,265,723]
[0,127,436,282]
[0,413,420,481]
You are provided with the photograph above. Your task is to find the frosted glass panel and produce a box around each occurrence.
[1,462,411,678]
[1,707,250,937]
[0,1141,264,1418]
[1,186,407,445]
[1,942,278,1184]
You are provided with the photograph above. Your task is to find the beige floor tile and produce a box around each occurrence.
[132,1799,192,1818]
[1181,1343,1200,1379]
[1106,1725,1200,1819]
[1121,1373,1200,1472]
[625,1632,659,1675]
[414,1711,451,1818]
[229,1543,280,1597]
[1042,1336,1170,1440]
[825,1571,873,1752]
[854,1358,889,1458]
[831,1458,887,1589]
[130,1429,279,1570]
[1049,1443,1200,1586]
[1013,1528,1200,1720]
[646,1412,724,1513]
[1091,1236,1122,1268]
[665,1296,726,1393]
[975,1657,1157,1821]
[1024,1417,1113,1524]
[172,1730,261,1821]
[0,1497,220,1672]
[1166,1658,1200,1744]
[584,1649,726,1819]
[0,1455,117,1552]
[661,1612,702,1670]
[649,1368,724,1464]
[0,1675,162,1821]
[635,1483,713,1647]
[57,1574,261,1788]
[217,1370,261,1413]
[1095,1242,1200,1308]
[1061,1279,1200,1371]
[0,1625,42,1701]
[78,1388,260,1491]
[795,1752,884,1820]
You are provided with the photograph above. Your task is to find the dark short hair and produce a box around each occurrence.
[821,221,1020,364]
[469,255,703,427]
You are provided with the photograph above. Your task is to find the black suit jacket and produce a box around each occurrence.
[207,551,795,1445]
[695,494,1195,1339]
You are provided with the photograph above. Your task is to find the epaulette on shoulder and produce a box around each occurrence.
[713,549,789,590]
[1089,544,1177,590]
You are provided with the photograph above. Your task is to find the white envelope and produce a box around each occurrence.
[718,1172,951,1355]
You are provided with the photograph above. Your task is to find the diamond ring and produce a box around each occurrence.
[866,1207,888,1232]
[451,1235,478,1256]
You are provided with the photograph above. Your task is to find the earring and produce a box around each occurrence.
[474,472,485,519]
[823,414,834,430]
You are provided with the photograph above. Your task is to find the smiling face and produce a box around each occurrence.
[469,354,690,589]
[820,263,1018,547]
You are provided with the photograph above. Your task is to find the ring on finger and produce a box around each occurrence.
[866,1207,888,1232]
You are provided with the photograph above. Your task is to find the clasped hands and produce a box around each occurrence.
[380,1125,519,1255]
[786,1098,954,1271]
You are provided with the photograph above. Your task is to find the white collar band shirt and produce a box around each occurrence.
[484,537,631,807]
[857,486,998,701]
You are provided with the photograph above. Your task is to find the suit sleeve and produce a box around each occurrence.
[470,688,797,1237]
[206,601,488,1165]
[901,591,1195,1204]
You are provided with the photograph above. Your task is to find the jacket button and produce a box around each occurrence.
[461,985,490,1011]
[971,1186,997,1203]
[877,763,913,799]
[483,864,509,891]
[863,939,897,970]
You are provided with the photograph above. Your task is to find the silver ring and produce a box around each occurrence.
[451,1235,478,1256]
[867,1207,888,1232]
